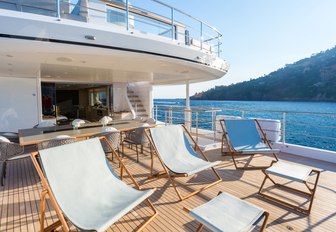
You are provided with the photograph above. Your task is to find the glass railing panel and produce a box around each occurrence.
[0,0,223,58]
[153,103,336,152]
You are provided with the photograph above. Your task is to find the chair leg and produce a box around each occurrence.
[258,169,320,215]
[0,162,5,186]
[136,145,139,163]
[196,224,204,232]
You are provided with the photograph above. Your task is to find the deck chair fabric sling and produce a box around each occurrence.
[31,138,157,232]
[183,192,269,232]
[258,161,320,215]
[220,119,279,169]
[146,125,222,201]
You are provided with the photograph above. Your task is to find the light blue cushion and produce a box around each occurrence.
[189,192,265,232]
[224,119,280,154]
[39,138,154,231]
[149,125,221,175]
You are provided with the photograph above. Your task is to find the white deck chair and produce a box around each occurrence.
[31,138,157,232]
[258,161,320,215]
[183,192,269,232]
[146,125,222,201]
[220,119,279,169]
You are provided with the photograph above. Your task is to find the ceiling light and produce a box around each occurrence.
[85,35,96,40]
[57,57,73,62]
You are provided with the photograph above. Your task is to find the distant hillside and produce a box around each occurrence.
[191,46,336,101]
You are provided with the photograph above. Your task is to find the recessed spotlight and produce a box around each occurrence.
[85,35,96,40]
[7,63,12,66]
[57,57,73,62]
[6,54,13,58]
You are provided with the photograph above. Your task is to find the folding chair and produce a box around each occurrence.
[146,125,222,201]
[183,192,269,232]
[31,138,158,231]
[220,119,279,169]
[258,161,320,215]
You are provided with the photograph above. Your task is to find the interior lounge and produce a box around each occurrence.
[41,82,113,124]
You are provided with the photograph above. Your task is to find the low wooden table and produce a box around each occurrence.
[18,120,147,146]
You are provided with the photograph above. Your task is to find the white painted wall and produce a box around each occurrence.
[0,76,39,132]
[113,83,129,112]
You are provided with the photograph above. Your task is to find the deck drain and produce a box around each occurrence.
[287,225,294,231]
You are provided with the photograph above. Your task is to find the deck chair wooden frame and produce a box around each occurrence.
[31,137,158,232]
[220,119,279,170]
[258,161,320,215]
[183,192,269,232]
[145,125,222,201]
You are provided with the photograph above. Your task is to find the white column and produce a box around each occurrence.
[185,80,191,130]
[186,80,190,110]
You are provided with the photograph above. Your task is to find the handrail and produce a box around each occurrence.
[0,0,223,57]
[150,0,222,36]
[153,104,336,151]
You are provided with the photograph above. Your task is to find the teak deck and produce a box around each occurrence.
[1,145,335,231]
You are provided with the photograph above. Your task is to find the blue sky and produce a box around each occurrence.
[153,0,336,98]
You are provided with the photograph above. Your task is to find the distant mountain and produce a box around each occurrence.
[191,46,336,101]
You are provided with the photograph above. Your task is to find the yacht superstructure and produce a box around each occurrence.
[0,0,228,131]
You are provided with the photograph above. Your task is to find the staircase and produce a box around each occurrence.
[127,89,148,118]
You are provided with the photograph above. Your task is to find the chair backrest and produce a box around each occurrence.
[222,119,262,149]
[90,127,120,152]
[131,123,150,144]
[148,125,200,171]
[0,138,23,161]
[37,138,139,229]
[37,136,76,150]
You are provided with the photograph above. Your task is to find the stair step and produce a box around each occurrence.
[136,113,148,116]
[132,103,144,107]
[130,99,141,103]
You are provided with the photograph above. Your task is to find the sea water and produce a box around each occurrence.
[154,99,336,151]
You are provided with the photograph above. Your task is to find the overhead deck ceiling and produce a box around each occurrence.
[0,37,226,85]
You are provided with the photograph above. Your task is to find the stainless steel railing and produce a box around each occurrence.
[153,104,336,151]
[0,0,223,57]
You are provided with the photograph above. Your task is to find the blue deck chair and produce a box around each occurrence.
[146,125,222,201]
[30,138,158,232]
[183,192,269,232]
[220,119,279,169]
[258,161,320,215]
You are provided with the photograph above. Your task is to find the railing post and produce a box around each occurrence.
[212,111,216,142]
[125,0,129,30]
[195,111,199,144]
[56,0,60,19]
[165,110,168,125]
[169,106,173,124]
[171,8,175,40]
[282,112,286,144]
[155,105,158,121]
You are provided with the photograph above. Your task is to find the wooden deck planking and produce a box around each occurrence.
[0,146,336,232]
